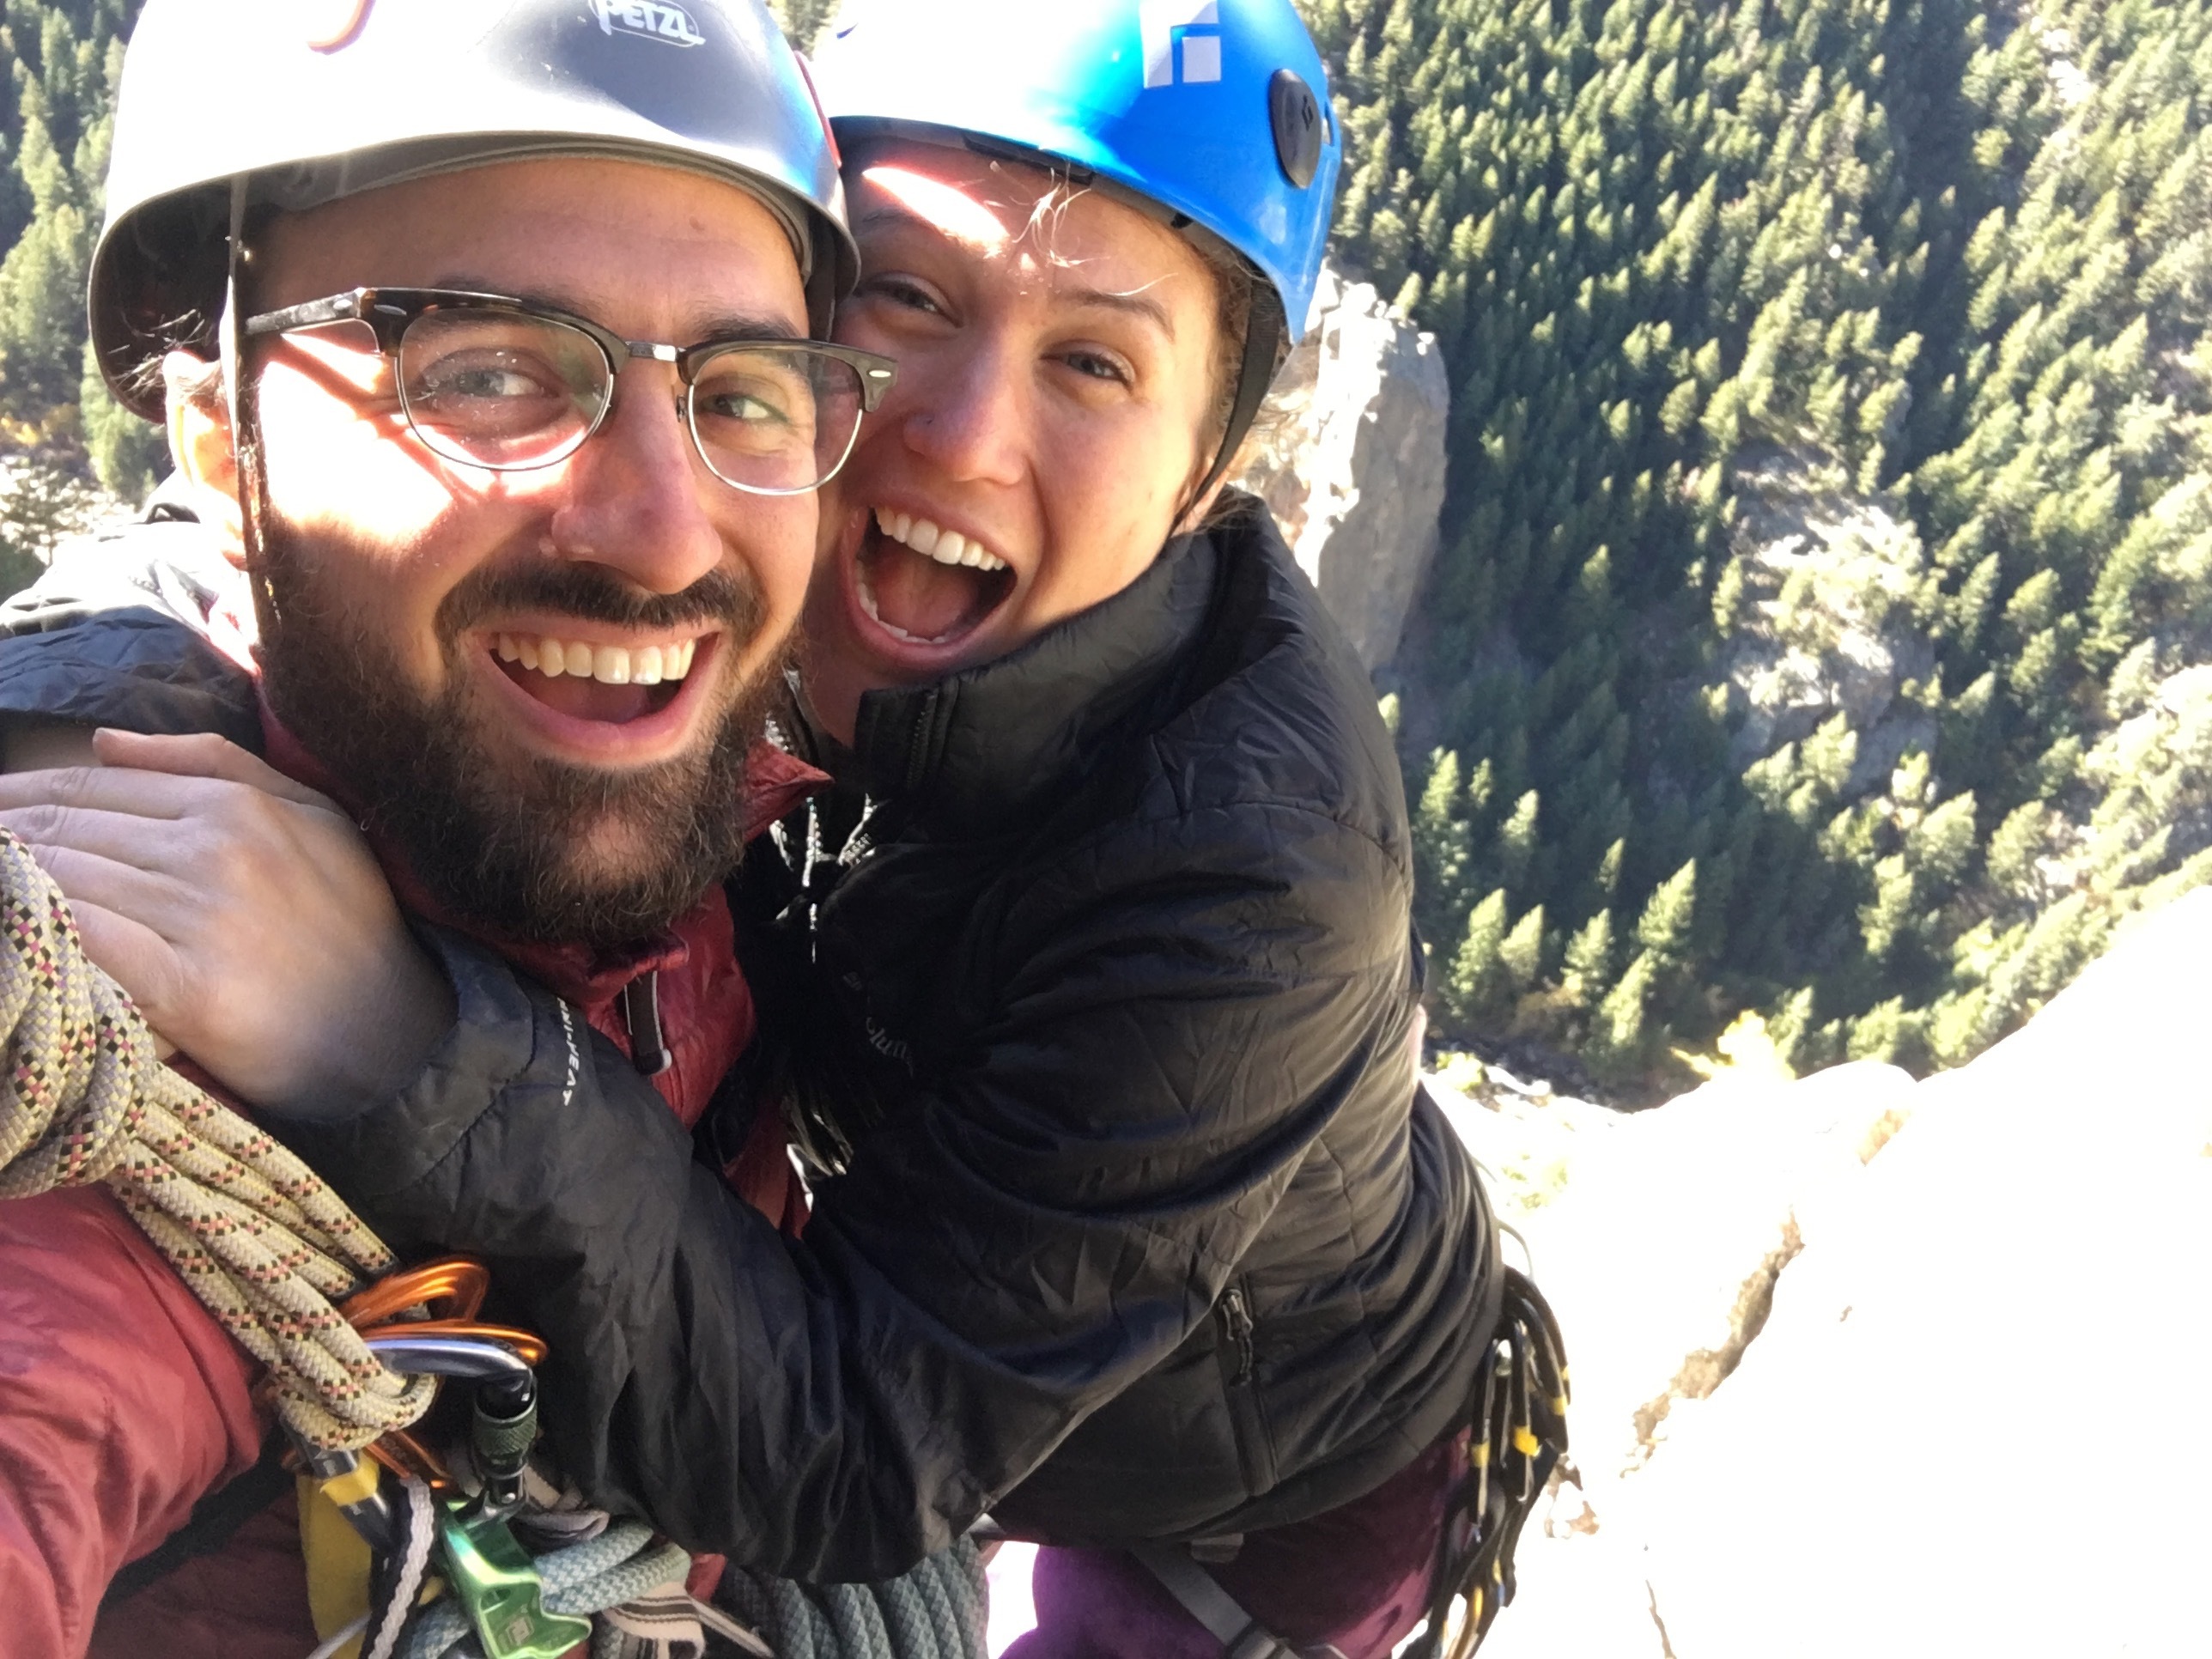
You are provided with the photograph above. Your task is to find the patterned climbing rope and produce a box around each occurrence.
[0,827,434,1449]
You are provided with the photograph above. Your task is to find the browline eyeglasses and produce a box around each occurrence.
[243,287,897,496]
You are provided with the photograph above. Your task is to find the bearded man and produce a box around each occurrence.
[0,3,884,1655]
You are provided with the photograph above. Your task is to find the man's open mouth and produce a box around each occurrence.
[855,508,1017,649]
[491,630,705,724]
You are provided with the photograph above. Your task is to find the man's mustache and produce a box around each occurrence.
[436,560,765,641]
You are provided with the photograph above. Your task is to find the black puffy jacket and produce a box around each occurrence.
[0,499,1503,1582]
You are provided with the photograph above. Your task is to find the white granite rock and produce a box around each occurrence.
[1462,889,2212,1659]
[1233,268,1449,674]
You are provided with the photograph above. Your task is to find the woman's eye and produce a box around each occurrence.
[1060,349,1131,386]
[866,276,942,316]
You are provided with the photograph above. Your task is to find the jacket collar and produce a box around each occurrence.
[842,525,1224,829]
[256,690,823,1012]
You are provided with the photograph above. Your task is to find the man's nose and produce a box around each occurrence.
[542,370,724,593]
[899,342,1028,489]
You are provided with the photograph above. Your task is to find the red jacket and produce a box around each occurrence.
[0,714,821,1659]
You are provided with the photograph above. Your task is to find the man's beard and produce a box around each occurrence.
[249,516,781,952]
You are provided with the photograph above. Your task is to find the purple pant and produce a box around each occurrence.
[1000,1434,1460,1659]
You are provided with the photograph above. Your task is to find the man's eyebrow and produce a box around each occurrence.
[431,277,805,343]
[686,313,809,344]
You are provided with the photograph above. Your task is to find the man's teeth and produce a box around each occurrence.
[494,635,697,685]
[873,507,1010,573]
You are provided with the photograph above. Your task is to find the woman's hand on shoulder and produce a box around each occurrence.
[0,728,453,1117]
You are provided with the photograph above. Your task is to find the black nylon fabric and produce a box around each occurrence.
[0,506,262,748]
[0,498,1503,1583]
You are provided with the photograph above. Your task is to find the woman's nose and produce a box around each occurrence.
[543,371,725,593]
[899,346,1027,489]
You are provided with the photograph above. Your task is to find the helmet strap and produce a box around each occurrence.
[1188,279,1286,519]
[218,173,248,456]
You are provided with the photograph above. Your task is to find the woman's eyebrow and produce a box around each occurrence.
[1059,284,1176,340]
[857,194,1009,254]
[854,204,1177,336]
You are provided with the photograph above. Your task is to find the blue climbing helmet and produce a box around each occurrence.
[811,0,1343,494]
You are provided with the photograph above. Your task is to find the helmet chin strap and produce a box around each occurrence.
[218,173,284,632]
[1183,280,1287,525]
[218,173,248,455]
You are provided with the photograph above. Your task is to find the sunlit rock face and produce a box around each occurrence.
[1441,890,2212,1659]
[1233,267,1449,674]
[1711,446,1938,796]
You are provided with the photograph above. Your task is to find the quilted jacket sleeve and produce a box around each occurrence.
[275,803,1411,1584]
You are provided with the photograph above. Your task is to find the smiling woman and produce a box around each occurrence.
[799,148,1225,725]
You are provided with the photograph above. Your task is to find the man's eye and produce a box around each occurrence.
[412,351,564,404]
[441,367,544,399]
[703,392,787,424]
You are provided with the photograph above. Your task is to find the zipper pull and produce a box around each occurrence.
[622,969,673,1078]
[1219,1286,1255,1386]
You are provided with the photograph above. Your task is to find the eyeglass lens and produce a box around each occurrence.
[393,309,866,494]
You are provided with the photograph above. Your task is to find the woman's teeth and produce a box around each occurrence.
[495,634,697,686]
[873,507,1009,573]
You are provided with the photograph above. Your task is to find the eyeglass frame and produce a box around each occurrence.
[240,286,899,496]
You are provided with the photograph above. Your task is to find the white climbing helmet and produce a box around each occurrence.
[90,0,858,418]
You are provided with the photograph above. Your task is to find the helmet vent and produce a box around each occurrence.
[1268,70,1322,189]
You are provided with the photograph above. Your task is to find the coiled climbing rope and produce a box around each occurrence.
[0,828,990,1659]
[387,1518,987,1659]
[0,829,432,1449]
[724,1539,988,1659]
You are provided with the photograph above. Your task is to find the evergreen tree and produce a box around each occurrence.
[767,0,836,52]
[1445,888,1512,1026]
[0,447,92,577]
[1293,0,2212,1091]
[0,2,148,485]
[3,0,2205,1094]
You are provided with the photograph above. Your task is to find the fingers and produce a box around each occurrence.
[0,762,187,822]
[46,890,188,1036]
[0,800,203,873]
[89,730,341,812]
[0,750,343,834]
[9,837,196,939]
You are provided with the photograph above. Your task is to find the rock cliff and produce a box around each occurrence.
[1233,269,1449,674]
[1443,889,2212,1659]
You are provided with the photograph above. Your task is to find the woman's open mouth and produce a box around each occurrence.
[854,508,1017,652]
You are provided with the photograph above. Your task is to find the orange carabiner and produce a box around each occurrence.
[340,1257,491,1330]
[333,1256,552,1492]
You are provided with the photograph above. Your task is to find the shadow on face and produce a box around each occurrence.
[799,142,1231,744]
[181,156,818,943]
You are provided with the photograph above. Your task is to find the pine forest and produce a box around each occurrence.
[3,0,2209,1095]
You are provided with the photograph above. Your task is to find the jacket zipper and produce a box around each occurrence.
[1215,1283,1273,1494]
[622,969,672,1078]
[1218,1286,1255,1386]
